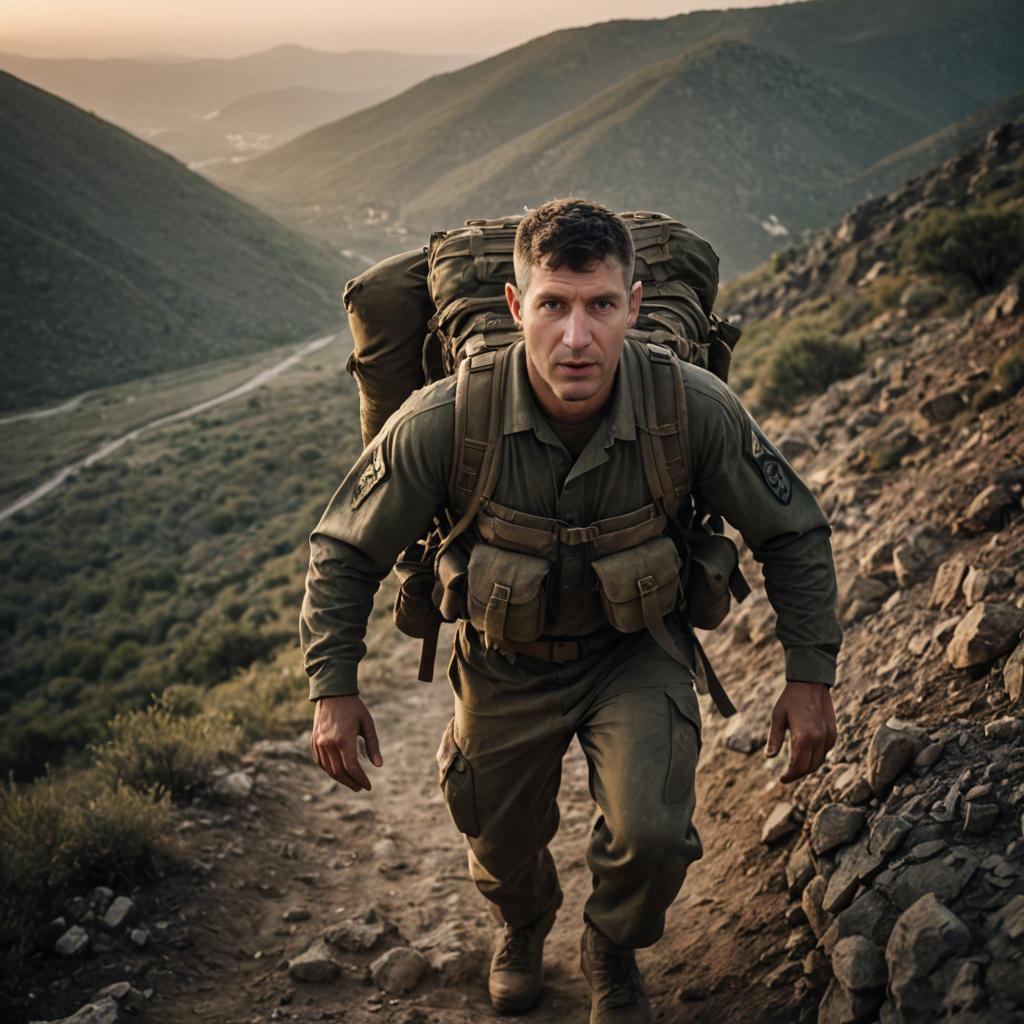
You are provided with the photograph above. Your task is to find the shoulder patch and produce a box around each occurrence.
[748,425,792,505]
[351,444,388,509]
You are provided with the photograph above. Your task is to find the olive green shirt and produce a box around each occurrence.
[300,343,842,699]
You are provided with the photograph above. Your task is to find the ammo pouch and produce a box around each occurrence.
[683,532,750,630]
[393,541,440,640]
[466,542,550,647]
[591,535,682,634]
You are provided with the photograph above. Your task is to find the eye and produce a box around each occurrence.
[592,300,613,311]
[542,299,563,311]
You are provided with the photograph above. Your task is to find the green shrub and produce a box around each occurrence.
[758,334,863,411]
[92,702,242,799]
[174,622,280,685]
[208,510,235,534]
[0,770,170,943]
[901,208,1024,293]
[205,666,309,744]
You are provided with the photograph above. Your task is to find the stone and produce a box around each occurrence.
[930,559,968,610]
[802,875,832,940]
[963,802,999,835]
[821,890,897,955]
[101,897,134,930]
[128,928,148,948]
[823,839,885,915]
[282,908,311,923]
[811,804,866,855]
[868,815,911,859]
[722,714,765,754]
[960,484,1015,533]
[33,996,121,1024]
[946,603,1024,669]
[831,935,887,992]
[985,716,1022,743]
[886,894,970,1011]
[413,919,488,983]
[761,801,798,844]
[892,528,945,589]
[1005,641,1024,703]
[93,983,145,1012]
[89,887,114,914]
[867,722,925,796]
[913,742,944,771]
[993,894,1024,940]
[55,925,90,956]
[324,908,392,952]
[905,840,946,863]
[786,842,815,896]
[370,946,429,994]
[212,771,254,803]
[816,978,883,1024]
[918,389,965,425]
[962,566,992,606]
[943,960,984,1016]
[841,576,892,622]
[372,837,399,859]
[876,850,978,910]
[288,938,340,982]
[983,280,1024,323]
[831,764,872,805]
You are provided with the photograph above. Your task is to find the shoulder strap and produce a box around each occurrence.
[633,340,692,523]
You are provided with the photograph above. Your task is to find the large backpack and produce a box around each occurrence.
[343,211,747,711]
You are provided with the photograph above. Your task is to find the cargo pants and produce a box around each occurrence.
[436,617,703,949]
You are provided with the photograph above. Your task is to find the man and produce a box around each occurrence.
[300,199,841,1022]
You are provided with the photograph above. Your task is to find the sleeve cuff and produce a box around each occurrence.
[784,646,837,686]
[307,663,360,701]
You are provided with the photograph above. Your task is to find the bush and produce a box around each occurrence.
[175,622,281,685]
[92,702,242,800]
[0,770,170,944]
[205,665,309,744]
[901,208,1024,293]
[758,334,863,411]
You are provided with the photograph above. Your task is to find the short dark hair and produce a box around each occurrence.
[514,197,634,294]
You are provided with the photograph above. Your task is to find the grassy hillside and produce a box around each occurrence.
[217,0,1024,272]
[0,71,359,411]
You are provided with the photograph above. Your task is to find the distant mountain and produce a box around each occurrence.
[216,0,1024,275]
[0,71,358,412]
[0,45,474,167]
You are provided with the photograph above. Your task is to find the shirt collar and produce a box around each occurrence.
[502,341,637,443]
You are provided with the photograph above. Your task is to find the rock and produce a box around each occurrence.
[983,280,1024,323]
[786,842,815,896]
[823,839,885,915]
[413,919,488,983]
[821,890,897,955]
[372,837,399,860]
[900,281,945,317]
[33,996,121,1024]
[985,716,1022,742]
[761,801,798,844]
[960,484,1015,532]
[1005,641,1024,703]
[943,960,984,1016]
[867,814,911,859]
[101,897,134,930]
[886,894,970,1012]
[841,576,892,623]
[811,804,866,855]
[964,802,999,835]
[816,977,883,1024]
[802,876,832,940]
[93,983,145,1012]
[913,742,944,772]
[89,887,114,915]
[212,770,254,803]
[892,528,945,589]
[831,935,887,992]
[947,602,1024,669]
[324,908,392,952]
[370,946,429,994]
[930,559,968,610]
[993,894,1024,940]
[859,540,895,575]
[867,722,925,796]
[55,925,90,956]
[282,908,311,923]
[128,928,148,948]
[248,738,307,762]
[831,765,872,806]
[288,938,340,982]
[962,566,993,606]
[905,840,946,863]
[876,849,978,910]
[722,714,765,754]
[918,389,966,425]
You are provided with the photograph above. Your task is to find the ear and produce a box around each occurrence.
[626,280,643,327]
[505,281,523,327]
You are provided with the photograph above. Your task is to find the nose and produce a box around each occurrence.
[562,305,591,351]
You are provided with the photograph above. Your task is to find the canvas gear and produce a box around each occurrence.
[341,211,748,714]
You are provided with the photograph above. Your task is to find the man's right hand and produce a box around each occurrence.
[311,695,383,792]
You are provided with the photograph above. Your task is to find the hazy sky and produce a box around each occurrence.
[2,0,800,59]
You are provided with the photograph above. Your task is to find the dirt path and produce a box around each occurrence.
[98,630,811,1024]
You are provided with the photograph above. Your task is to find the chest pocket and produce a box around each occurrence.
[466,542,550,646]
[591,535,682,634]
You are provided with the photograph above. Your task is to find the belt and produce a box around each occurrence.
[495,628,622,663]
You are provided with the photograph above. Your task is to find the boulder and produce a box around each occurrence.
[821,890,898,955]
[929,558,968,610]
[984,716,1022,743]
[876,849,978,910]
[831,935,887,992]
[946,602,1024,668]
[811,804,866,855]
[802,875,832,940]
[867,814,911,859]
[288,938,341,982]
[816,977,883,1024]
[823,839,885,915]
[370,946,429,994]
[761,801,798,844]
[960,484,1015,533]
[786,842,815,896]
[963,802,999,835]
[867,721,925,795]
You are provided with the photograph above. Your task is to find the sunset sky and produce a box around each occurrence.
[2,0,800,59]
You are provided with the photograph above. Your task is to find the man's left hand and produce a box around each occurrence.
[765,681,837,784]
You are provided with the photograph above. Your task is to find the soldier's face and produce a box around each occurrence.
[505,257,642,421]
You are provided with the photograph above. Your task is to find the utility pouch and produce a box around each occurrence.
[466,543,550,647]
[591,535,682,634]
[436,718,480,837]
[433,543,469,622]
[683,532,750,630]
[393,544,439,640]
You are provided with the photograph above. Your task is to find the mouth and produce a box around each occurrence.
[558,360,596,377]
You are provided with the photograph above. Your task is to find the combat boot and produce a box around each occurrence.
[580,923,652,1024]
[488,901,559,1014]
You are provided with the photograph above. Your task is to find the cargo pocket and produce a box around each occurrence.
[436,718,480,837]
[466,542,549,646]
[591,535,682,634]
[664,689,701,805]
